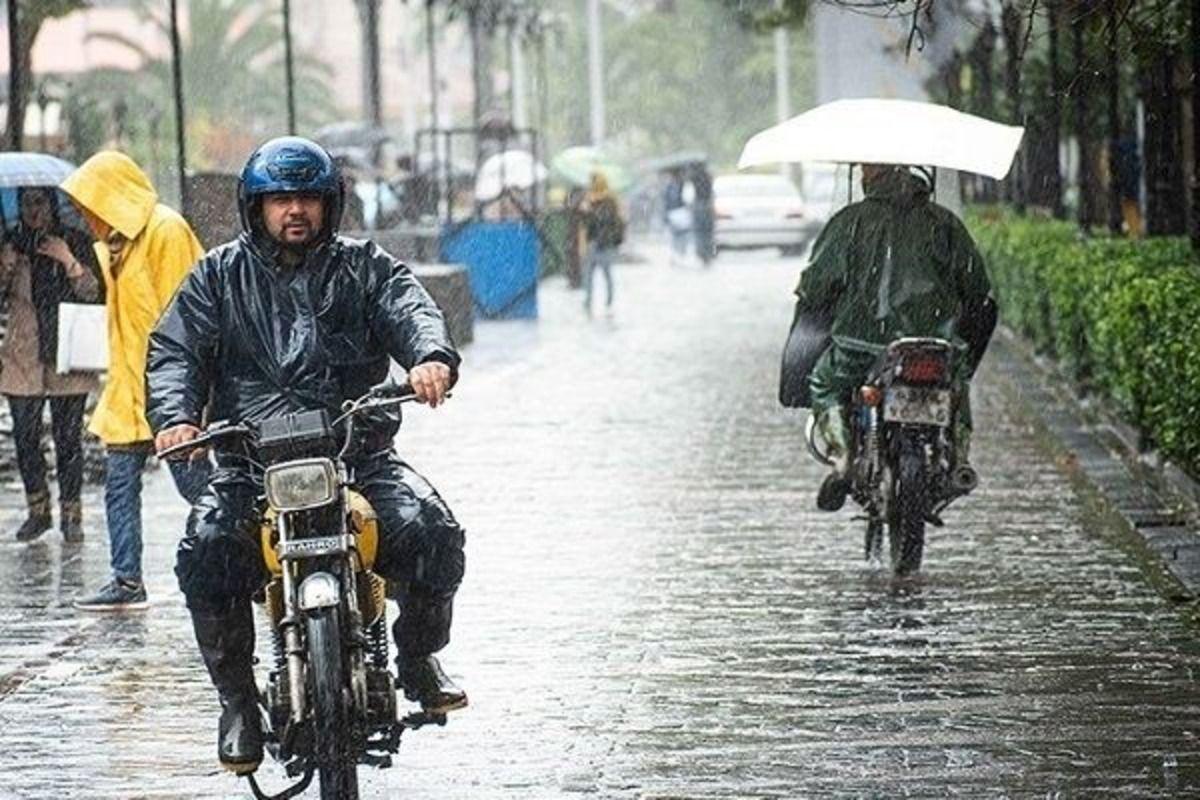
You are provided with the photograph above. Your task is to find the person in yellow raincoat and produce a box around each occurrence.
[59,151,212,611]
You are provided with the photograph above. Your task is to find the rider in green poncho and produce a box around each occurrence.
[789,164,997,510]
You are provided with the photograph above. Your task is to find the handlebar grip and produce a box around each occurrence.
[370,379,413,399]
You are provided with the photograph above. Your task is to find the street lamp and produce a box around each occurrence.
[7,0,21,151]
[169,0,189,214]
[282,0,296,134]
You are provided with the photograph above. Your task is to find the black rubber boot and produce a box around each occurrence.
[190,604,263,773]
[60,500,83,544]
[15,490,51,542]
[393,591,467,713]
[816,472,850,512]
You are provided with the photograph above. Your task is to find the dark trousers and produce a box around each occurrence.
[176,452,466,657]
[7,394,87,504]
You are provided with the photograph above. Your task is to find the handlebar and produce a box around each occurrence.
[156,421,253,461]
[155,380,435,462]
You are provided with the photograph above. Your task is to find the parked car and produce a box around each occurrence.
[713,173,812,254]
[799,163,843,231]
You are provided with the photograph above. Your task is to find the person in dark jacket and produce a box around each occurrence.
[580,171,623,313]
[790,164,996,511]
[146,137,467,773]
[689,164,715,266]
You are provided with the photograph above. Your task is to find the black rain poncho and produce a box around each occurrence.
[146,233,459,447]
[780,170,993,414]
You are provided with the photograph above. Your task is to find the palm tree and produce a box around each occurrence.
[5,0,89,150]
[85,0,336,169]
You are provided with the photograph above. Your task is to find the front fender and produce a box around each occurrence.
[297,572,341,611]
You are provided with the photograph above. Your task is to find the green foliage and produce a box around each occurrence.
[968,208,1200,474]
[75,0,335,172]
[542,0,815,169]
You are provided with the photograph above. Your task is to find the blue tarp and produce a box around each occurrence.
[440,221,539,320]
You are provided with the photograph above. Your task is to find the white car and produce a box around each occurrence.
[713,173,812,253]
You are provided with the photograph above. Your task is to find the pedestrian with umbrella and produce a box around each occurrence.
[0,154,103,543]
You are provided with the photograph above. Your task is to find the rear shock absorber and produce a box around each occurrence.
[864,405,880,479]
[271,627,288,672]
[368,617,390,669]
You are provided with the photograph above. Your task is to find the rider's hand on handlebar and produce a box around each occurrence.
[408,362,452,408]
[155,423,205,461]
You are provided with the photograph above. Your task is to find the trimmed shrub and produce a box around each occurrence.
[968,207,1200,476]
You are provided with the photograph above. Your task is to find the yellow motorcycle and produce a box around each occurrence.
[161,381,443,800]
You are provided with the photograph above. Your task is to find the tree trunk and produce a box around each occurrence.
[969,21,999,202]
[1193,0,1200,250]
[1106,0,1123,233]
[1001,2,1025,212]
[1046,0,1065,217]
[1072,0,1098,229]
[1140,47,1187,235]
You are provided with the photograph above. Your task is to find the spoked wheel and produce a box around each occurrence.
[306,607,360,800]
[887,440,927,576]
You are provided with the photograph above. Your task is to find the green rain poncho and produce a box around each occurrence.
[793,169,992,417]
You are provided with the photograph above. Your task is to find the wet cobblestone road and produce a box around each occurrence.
[2,244,1200,798]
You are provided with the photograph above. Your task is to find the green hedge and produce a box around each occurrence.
[967,207,1200,475]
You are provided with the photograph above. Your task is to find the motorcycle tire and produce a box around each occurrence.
[306,607,360,800]
[888,439,926,576]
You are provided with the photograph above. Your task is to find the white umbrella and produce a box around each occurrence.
[737,98,1025,180]
[475,150,548,202]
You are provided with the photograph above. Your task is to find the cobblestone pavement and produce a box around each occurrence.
[2,243,1200,799]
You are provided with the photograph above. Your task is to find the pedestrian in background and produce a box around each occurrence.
[0,187,103,543]
[1114,137,1143,239]
[663,168,692,266]
[580,172,624,315]
[690,163,715,266]
[60,152,211,611]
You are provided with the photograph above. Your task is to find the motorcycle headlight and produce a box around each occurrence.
[264,459,338,511]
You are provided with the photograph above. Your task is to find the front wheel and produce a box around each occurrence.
[306,607,360,800]
[888,440,927,576]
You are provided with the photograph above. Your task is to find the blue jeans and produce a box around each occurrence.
[584,245,616,309]
[107,445,211,583]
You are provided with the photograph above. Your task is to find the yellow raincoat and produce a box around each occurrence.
[60,152,203,445]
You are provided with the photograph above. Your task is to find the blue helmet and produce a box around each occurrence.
[238,136,344,239]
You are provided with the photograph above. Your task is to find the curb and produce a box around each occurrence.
[990,327,1200,601]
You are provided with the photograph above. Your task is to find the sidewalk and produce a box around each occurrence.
[0,245,1198,798]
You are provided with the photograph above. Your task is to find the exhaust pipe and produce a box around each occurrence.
[805,414,835,467]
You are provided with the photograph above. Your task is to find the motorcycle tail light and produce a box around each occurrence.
[898,355,947,384]
[860,386,883,406]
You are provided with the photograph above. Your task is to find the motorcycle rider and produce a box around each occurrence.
[789,164,997,511]
[146,137,467,773]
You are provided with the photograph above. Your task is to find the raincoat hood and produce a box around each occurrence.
[60,151,157,241]
[862,168,932,205]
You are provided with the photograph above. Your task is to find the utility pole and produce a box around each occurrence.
[358,0,383,127]
[169,0,188,214]
[774,3,791,178]
[282,0,296,134]
[7,0,20,151]
[426,0,439,130]
[509,18,528,130]
[586,0,604,145]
